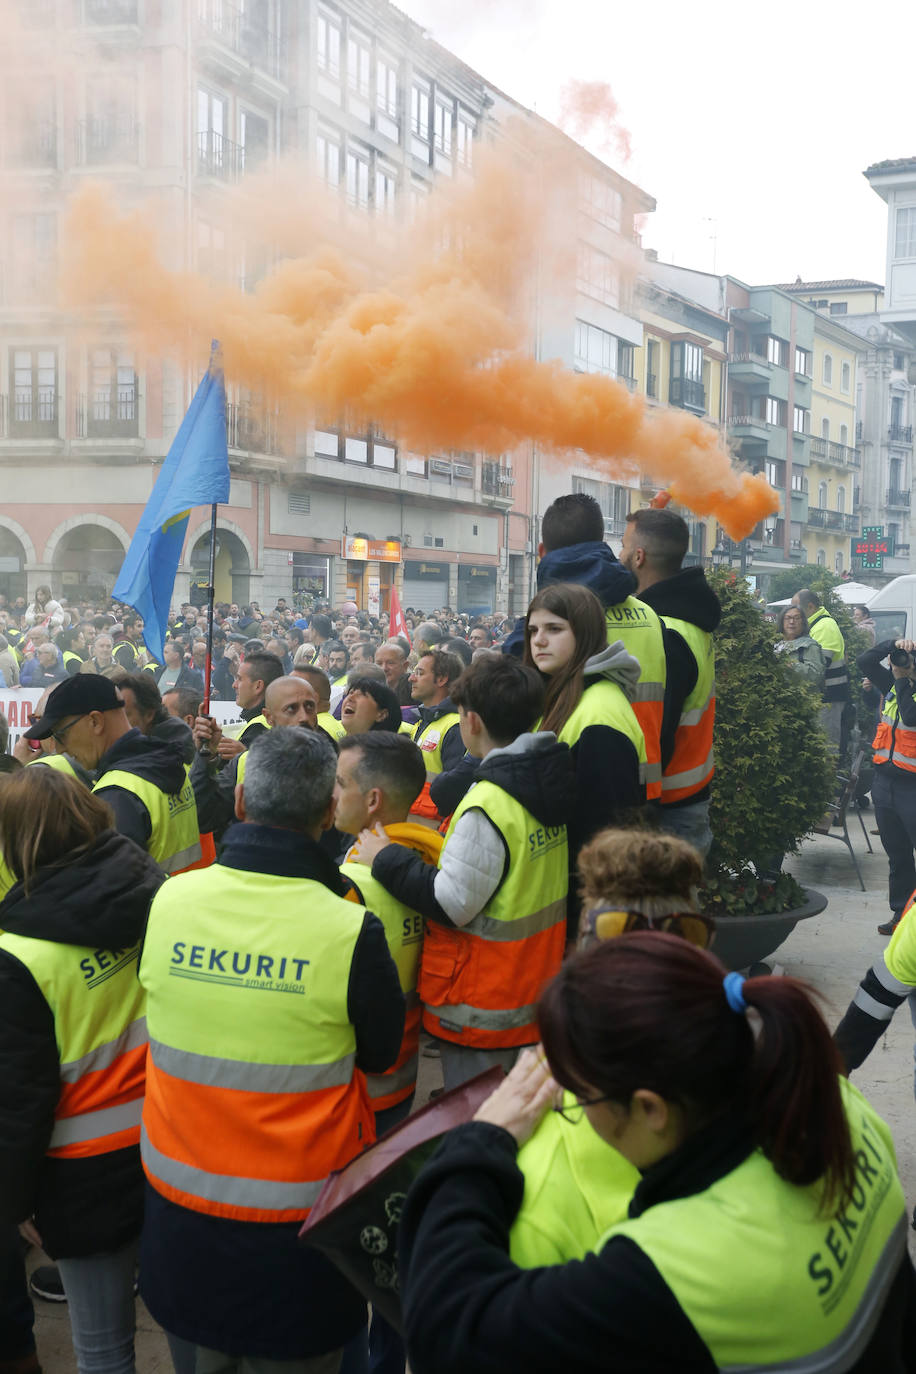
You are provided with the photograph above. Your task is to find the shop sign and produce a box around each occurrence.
[342,536,401,563]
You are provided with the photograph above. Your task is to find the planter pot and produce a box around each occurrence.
[710,889,827,972]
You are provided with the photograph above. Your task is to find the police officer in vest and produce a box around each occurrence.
[138,728,404,1372]
[356,656,571,1092]
[408,649,465,826]
[792,588,851,756]
[857,634,916,935]
[620,507,720,858]
[23,675,201,876]
[503,493,668,803]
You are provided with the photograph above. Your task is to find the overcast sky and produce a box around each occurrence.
[401,0,915,290]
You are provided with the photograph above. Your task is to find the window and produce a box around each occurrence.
[574,320,614,375]
[456,112,474,167]
[840,423,848,447]
[317,11,341,79]
[793,406,810,434]
[576,243,619,307]
[766,336,788,367]
[89,348,137,434]
[791,468,807,492]
[196,220,226,276]
[823,353,833,385]
[818,481,828,507]
[837,485,846,513]
[411,83,430,141]
[581,175,622,230]
[765,396,785,427]
[240,110,269,172]
[618,343,635,381]
[835,552,843,574]
[670,342,705,411]
[821,417,830,440]
[841,361,851,393]
[314,429,339,456]
[197,88,231,176]
[433,98,453,156]
[646,339,659,398]
[829,302,848,316]
[375,165,397,215]
[11,348,57,433]
[816,549,826,566]
[765,460,779,487]
[895,207,916,259]
[316,129,340,188]
[794,346,810,377]
[894,352,906,371]
[345,437,368,463]
[346,29,371,99]
[345,144,370,209]
[376,55,398,123]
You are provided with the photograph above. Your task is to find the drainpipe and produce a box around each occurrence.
[784,301,797,560]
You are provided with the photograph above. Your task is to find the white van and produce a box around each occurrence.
[860,575,916,643]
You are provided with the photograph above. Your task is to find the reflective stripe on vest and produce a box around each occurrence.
[139,863,374,1222]
[598,1079,906,1372]
[318,712,347,741]
[872,687,916,774]
[410,712,461,821]
[342,863,423,1111]
[419,779,568,1049]
[659,617,716,803]
[0,930,146,1159]
[556,678,647,798]
[807,608,849,698]
[606,598,666,799]
[93,768,202,874]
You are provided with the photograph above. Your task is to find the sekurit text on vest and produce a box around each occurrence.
[169,941,309,994]
[607,605,650,624]
[806,1115,894,1315]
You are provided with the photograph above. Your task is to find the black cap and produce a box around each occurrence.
[24,675,123,740]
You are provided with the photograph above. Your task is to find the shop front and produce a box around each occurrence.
[403,559,450,613]
[342,536,401,611]
[458,563,497,615]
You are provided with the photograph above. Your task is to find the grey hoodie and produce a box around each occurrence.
[582,639,641,702]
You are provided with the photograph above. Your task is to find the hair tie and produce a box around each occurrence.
[723,971,747,1014]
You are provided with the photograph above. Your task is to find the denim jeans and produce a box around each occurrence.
[656,798,713,859]
[56,1239,138,1374]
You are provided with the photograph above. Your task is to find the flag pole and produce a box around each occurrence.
[202,503,218,714]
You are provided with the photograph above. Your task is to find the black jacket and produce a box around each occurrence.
[372,734,573,926]
[413,696,465,773]
[502,541,637,657]
[155,662,205,696]
[138,822,405,1360]
[400,1119,916,1374]
[0,831,166,1256]
[639,568,721,802]
[94,728,191,850]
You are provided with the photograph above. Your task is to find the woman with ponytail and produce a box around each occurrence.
[400,935,915,1374]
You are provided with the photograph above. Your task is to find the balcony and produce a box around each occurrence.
[888,424,913,445]
[197,130,245,182]
[3,391,58,439]
[196,0,282,82]
[895,543,911,559]
[7,121,56,169]
[728,413,773,443]
[843,513,860,533]
[728,352,772,385]
[76,115,140,166]
[227,401,278,455]
[603,516,628,539]
[75,386,139,439]
[669,377,706,412]
[807,506,843,530]
[887,488,912,508]
[84,0,139,20]
[481,460,514,505]
[618,374,638,393]
[808,436,862,468]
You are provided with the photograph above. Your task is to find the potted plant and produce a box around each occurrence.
[699,569,835,969]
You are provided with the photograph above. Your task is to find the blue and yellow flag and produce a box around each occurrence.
[114,344,230,662]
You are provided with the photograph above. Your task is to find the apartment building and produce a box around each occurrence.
[7,0,648,617]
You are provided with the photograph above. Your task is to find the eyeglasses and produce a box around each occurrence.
[50,716,85,746]
[553,1093,615,1125]
[583,907,714,950]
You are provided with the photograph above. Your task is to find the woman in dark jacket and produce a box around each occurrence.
[0,767,166,1374]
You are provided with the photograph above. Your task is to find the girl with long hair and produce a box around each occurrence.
[399,935,915,1374]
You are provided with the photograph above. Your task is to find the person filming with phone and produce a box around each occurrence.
[858,634,916,936]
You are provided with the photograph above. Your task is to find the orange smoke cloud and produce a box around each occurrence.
[61,143,776,542]
[557,80,633,165]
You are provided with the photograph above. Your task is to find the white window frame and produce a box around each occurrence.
[317,11,341,80]
[895,206,916,259]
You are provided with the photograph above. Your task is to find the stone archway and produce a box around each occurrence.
[0,517,33,604]
[188,523,253,606]
[46,518,130,604]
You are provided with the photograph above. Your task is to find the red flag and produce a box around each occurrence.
[389,585,411,648]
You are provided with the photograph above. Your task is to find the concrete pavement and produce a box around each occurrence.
[28,825,916,1371]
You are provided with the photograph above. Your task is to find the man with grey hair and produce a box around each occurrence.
[375,639,412,706]
[414,621,445,655]
[138,725,404,1368]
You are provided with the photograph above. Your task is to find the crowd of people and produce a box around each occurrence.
[1,496,916,1374]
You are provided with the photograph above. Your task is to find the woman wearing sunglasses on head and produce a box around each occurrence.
[399,935,916,1374]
